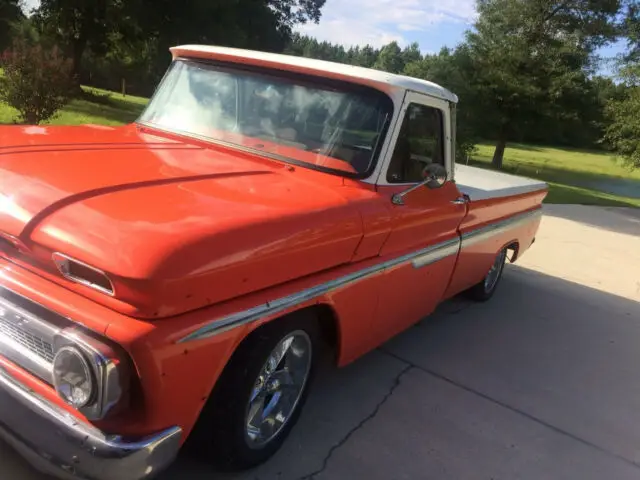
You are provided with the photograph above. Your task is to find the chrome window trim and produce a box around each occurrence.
[374,91,453,187]
[178,208,542,343]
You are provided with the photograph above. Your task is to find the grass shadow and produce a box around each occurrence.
[79,89,114,106]
[545,182,640,208]
[61,97,146,125]
[505,142,543,152]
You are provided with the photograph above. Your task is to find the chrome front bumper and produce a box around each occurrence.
[0,366,182,480]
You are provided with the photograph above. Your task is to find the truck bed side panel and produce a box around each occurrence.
[443,190,546,299]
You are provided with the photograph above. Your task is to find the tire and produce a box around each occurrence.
[186,312,319,471]
[464,247,508,302]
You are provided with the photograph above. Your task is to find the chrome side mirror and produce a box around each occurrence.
[391,164,448,205]
[423,163,447,189]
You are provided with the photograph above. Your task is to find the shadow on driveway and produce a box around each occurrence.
[163,264,640,480]
[542,204,640,236]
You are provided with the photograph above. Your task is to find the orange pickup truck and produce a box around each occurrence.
[0,45,547,479]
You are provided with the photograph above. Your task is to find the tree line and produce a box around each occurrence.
[0,0,327,96]
[0,0,638,169]
[286,1,639,169]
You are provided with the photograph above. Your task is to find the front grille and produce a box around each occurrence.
[0,317,55,363]
[0,287,65,383]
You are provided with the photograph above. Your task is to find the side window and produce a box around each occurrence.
[387,103,444,183]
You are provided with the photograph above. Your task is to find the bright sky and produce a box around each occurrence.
[297,0,476,53]
[297,0,627,72]
[22,0,625,70]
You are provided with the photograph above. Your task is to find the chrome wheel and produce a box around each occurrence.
[484,248,507,292]
[244,330,312,449]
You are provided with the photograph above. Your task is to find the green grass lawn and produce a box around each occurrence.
[0,86,148,126]
[465,143,640,207]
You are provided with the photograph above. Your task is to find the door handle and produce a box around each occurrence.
[451,197,467,205]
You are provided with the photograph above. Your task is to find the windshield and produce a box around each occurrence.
[139,59,393,176]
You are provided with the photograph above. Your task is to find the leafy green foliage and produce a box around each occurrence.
[0,0,23,51]
[33,0,126,74]
[373,42,405,73]
[605,65,640,169]
[621,0,639,61]
[461,0,621,168]
[31,0,327,96]
[0,39,76,124]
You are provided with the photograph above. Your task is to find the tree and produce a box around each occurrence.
[33,0,326,89]
[0,0,23,51]
[605,66,640,169]
[268,0,326,32]
[373,41,404,73]
[621,0,639,61]
[33,0,126,76]
[354,45,379,68]
[401,42,422,66]
[604,3,640,169]
[0,39,75,124]
[463,0,621,168]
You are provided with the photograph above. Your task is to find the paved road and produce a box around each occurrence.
[3,205,640,480]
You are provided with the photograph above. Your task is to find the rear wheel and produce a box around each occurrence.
[464,247,508,302]
[187,313,318,471]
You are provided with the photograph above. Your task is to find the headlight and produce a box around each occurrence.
[53,330,130,420]
[53,346,95,408]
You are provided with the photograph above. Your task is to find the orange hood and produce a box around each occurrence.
[0,125,364,318]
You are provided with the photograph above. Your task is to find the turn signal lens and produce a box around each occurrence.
[53,346,96,408]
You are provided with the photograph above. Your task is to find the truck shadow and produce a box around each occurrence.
[542,204,640,237]
[165,264,640,479]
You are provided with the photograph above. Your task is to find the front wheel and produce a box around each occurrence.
[186,313,318,471]
[464,247,508,302]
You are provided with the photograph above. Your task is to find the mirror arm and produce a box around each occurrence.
[391,176,436,205]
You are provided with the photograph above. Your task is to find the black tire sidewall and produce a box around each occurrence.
[484,249,507,295]
[464,247,508,302]
[186,312,319,471]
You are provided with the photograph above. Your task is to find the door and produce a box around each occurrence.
[372,92,467,342]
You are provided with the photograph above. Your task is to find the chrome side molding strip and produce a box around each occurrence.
[178,208,542,343]
[461,208,542,248]
[178,237,461,343]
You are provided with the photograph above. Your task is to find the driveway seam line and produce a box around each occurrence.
[297,363,413,480]
[377,347,640,472]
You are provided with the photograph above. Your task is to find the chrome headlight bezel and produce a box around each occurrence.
[53,329,129,421]
[52,345,96,409]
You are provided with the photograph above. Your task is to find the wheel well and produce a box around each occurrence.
[506,241,520,262]
[314,304,340,355]
[247,304,340,361]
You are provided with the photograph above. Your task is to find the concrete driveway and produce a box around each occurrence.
[3,205,640,480]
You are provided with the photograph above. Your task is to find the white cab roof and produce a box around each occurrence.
[170,45,458,104]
